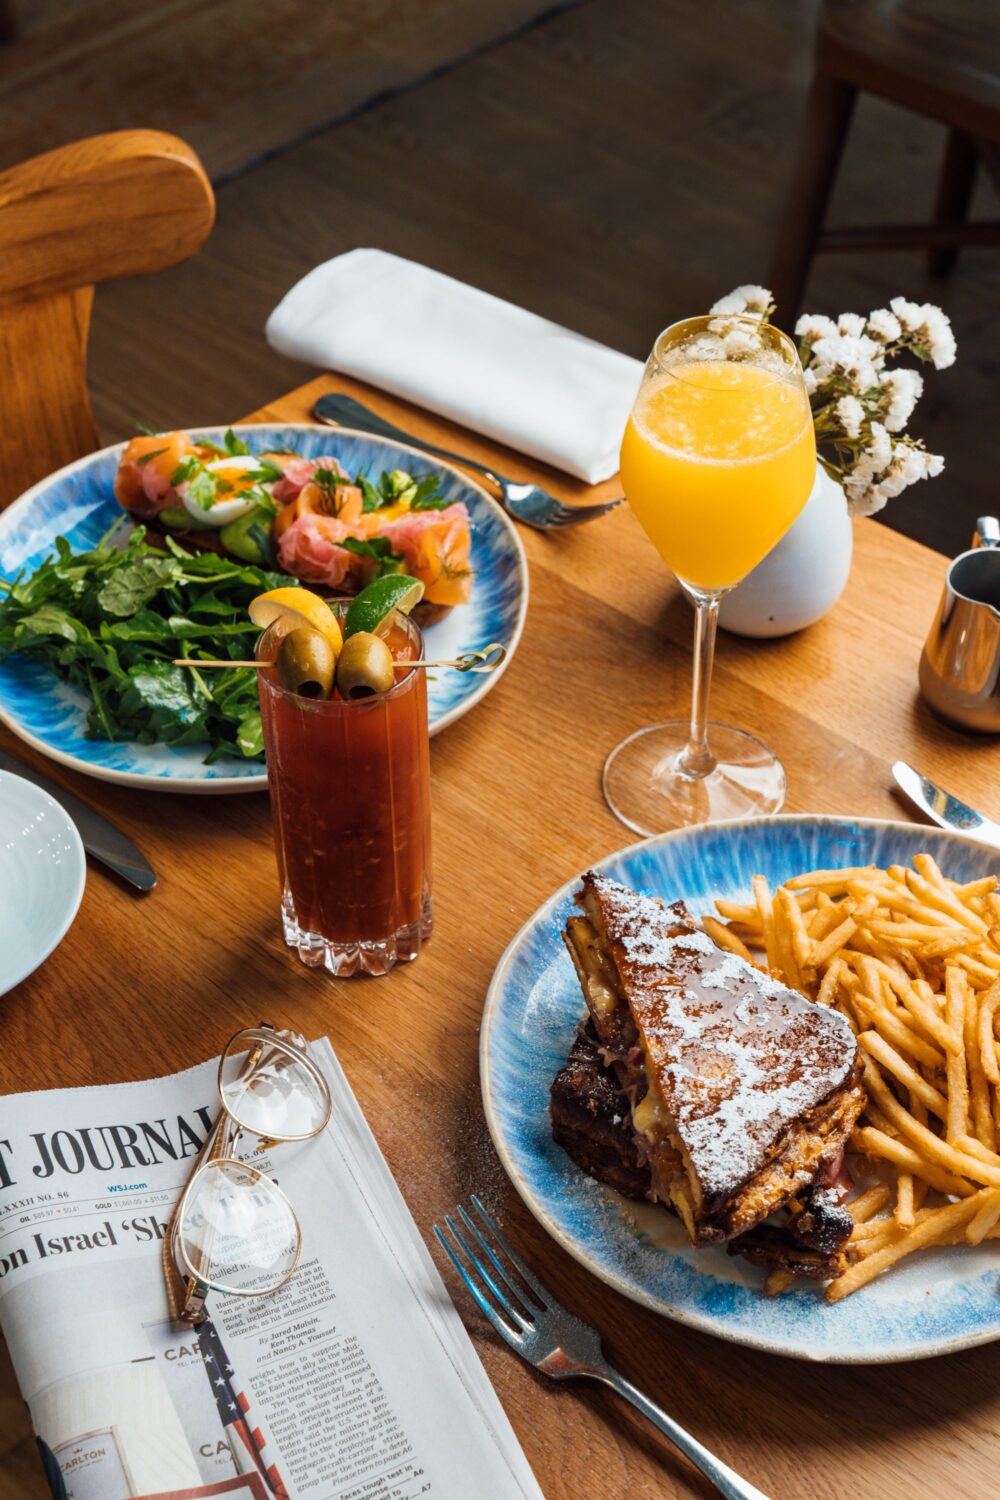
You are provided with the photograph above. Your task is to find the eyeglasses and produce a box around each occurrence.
[165,1024,332,1326]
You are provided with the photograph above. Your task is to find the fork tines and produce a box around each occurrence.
[433,1195,548,1342]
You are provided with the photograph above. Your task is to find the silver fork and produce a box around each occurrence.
[434,1197,770,1500]
[312,392,625,530]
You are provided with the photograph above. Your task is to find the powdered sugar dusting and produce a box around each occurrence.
[588,874,856,1198]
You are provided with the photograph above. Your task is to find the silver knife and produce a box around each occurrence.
[892,760,1000,849]
[0,749,157,891]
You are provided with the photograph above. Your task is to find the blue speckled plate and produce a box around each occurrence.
[0,425,527,792]
[482,815,1000,1363]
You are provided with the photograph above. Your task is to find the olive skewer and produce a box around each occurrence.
[172,644,507,673]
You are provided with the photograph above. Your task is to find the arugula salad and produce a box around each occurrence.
[0,524,285,761]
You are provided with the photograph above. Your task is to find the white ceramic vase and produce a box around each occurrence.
[718,463,853,638]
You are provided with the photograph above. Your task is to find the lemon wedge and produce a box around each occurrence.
[248,587,343,654]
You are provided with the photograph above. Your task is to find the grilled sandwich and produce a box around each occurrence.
[560,872,864,1256]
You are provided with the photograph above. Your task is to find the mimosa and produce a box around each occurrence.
[620,360,816,592]
[603,314,815,836]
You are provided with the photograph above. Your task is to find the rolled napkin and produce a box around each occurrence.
[266,248,643,484]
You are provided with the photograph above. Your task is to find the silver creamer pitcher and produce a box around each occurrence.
[920,516,1000,732]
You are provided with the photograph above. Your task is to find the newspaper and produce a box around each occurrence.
[0,1039,544,1500]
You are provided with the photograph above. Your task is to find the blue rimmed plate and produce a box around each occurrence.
[0,425,527,792]
[481,815,1000,1363]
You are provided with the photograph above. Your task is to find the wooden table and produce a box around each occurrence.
[3,373,999,1500]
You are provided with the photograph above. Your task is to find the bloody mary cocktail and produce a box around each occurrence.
[257,608,432,977]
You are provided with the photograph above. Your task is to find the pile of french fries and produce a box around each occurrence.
[705,854,1000,1301]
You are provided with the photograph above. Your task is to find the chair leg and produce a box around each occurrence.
[767,70,857,329]
[928,130,978,275]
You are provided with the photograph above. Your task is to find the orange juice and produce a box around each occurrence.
[620,360,815,592]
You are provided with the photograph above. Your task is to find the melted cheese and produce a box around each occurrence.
[632,1085,671,1138]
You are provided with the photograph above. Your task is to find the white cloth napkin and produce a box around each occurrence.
[265,248,644,483]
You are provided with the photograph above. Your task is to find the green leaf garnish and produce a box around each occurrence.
[357,474,383,512]
[135,447,168,467]
[224,428,252,456]
[339,535,407,577]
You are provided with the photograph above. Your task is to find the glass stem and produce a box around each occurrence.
[678,589,723,779]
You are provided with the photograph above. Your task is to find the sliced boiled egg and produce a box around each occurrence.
[180,457,271,528]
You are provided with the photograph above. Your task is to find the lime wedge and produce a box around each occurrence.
[343,575,424,639]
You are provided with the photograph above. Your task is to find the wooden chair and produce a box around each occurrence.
[0,131,214,508]
[768,0,1000,326]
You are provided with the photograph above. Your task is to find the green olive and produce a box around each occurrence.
[276,627,336,700]
[335,631,395,700]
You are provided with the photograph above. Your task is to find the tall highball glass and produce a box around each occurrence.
[604,314,816,835]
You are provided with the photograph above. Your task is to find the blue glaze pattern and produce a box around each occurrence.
[0,425,527,792]
[481,816,1000,1363]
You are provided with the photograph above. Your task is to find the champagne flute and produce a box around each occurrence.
[604,313,816,835]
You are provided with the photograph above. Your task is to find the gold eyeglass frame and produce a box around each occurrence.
[164,1024,332,1326]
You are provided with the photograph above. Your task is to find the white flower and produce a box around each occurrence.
[842,426,941,517]
[924,309,957,369]
[837,312,866,338]
[710,284,773,316]
[879,368,923,431]
[835,395,865,438]
[889,297,923,332]
[721,327,763,359]
[866,307,902,343]
[803,366,818,396]
[866,422,893,470]
[889,297,957,369]
[795,313,837,346]
[810,332,884,394]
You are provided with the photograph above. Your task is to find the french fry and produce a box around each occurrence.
[861,1057,1000,1184]
[966,1187,1000,1246]
[764,1268,797,1297]
[857,1032,947,1121]
[811,916,858,969]
[713,898,760,925]
[851,1126,974,1198]
[784,867,876,892]
[827,1195,984,1303]
[952,875,997,902]
[964,982,997,1152]
[848,1183,893,1224]
[773,888,803,988]
[778,886,813,973]
[816,957,845,1009]
[701,916,754,964]
[945,967,970,1144]
[896,1172,915,1229]
[956,1133,1000,1168]
[908,867,988,933]
[712,855,1000,1299]
[850,986,944,1071]
[978,977,1000,1086]
[751,875,778,972]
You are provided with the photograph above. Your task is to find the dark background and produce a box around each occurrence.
[2,0,996,556]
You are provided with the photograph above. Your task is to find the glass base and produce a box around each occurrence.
[281,889,433,977]
[602,721,786,837]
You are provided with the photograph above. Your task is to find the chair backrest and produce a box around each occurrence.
[0,130,214,508]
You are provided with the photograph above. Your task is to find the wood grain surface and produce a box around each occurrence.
[0,0,578,180]
[2,374,999,1500]
[0,130,214,507]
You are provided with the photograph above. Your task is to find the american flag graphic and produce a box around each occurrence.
[198,1319,289,1499]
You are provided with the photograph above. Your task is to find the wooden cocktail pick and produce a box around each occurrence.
[173,643,507,674]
